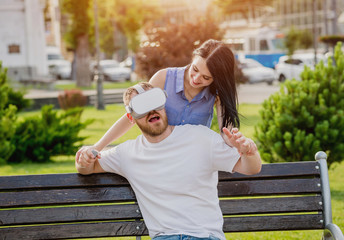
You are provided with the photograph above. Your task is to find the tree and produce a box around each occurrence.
[320,35,344,52]
[284,26,313,56]
[60,0,160,86]
[255,43,344,167]
[135,18,225,79]
[108,0,162,53]
[61,0,92,87]
[214,0,273,21]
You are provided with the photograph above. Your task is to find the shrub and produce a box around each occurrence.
[319,35,344,48]
[8,105,93,163]
[255,43,344,166]
[0,62,17,163]
[136,17,225,80]
[58,89,87,110]
[7,88,32,111]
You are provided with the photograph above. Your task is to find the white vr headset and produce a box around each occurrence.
[125,85,167,119]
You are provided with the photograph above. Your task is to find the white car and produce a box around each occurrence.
[238,58,275,85]
[275,53,326,82]
[48,60,71,80]
[95,60,131,82]
[46,47,71,80]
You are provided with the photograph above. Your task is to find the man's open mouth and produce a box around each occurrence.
[148,114,160,123]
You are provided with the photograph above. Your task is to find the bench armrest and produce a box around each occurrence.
[323,223,344,240]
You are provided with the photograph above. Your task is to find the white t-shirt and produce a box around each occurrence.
[99,124,240,240]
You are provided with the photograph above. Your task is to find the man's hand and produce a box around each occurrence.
[222,127,261,175]
[222,127,258,156]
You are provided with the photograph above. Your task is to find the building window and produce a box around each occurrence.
[259,39,269,51]
[249,38,256,51]
[8,44,20,54]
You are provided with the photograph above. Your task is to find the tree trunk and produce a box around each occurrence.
[76,34,91,87]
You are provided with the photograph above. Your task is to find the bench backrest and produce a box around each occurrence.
[0,160,329,239]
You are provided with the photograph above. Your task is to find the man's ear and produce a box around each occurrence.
[126,113,134,123]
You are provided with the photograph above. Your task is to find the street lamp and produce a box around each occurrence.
[312,0,318,66]
[94,0,104,110]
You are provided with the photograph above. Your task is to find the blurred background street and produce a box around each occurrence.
[0,0,343,106]
[25,81,281,105]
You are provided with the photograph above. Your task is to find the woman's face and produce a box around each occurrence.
[187,56,214,88]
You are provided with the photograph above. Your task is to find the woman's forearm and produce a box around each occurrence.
[93,114,135,151]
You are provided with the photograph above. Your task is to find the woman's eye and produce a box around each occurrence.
[193,66,198,72]
[203,76,210,80]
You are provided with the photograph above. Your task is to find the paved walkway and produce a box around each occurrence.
[25,82,281,104]
[237,82,280,104]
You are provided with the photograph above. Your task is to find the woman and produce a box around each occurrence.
[77,39,239,156]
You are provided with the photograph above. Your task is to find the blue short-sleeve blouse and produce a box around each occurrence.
[164,66,216,128]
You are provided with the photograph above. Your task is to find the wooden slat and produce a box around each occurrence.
[0,221,148,240]
[220,196,323,215]
[0,187,136,208]
[1,178,321,208]
[0,161,321,191]
[0,173,129,191]
[1,196,323,226]
[0,215,324,239]
[218,178,321,197]
[219,161,320,180]
[223,214,324,232]
[0,204,142,226]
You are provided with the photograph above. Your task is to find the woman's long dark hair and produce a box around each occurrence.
[193,39,240,129]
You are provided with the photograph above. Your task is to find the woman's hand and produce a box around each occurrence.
[75,146,101,169]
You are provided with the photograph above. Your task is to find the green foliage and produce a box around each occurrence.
[107,0,161,53]
[255,43,344,166]
[136,18,225,79]
[61,0,91,50]
[320,35,344,47]
[284,26,313,56]
[6,88,31,112]
[0,62,17,163]
[8,105,93,163]
[0,62,91,163]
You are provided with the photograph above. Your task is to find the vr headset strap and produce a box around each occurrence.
[133,84,145,94]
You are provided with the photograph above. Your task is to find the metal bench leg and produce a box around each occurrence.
[322,223,344,240]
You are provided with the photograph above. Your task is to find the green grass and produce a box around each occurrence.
[1,103,343,239]
[78,104,141,145]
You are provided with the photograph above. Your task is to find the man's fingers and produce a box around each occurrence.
[222,127,233,138]
[236,136,246,143]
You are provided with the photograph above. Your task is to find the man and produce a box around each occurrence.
[76,82,261,240]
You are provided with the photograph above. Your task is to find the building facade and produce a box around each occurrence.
[0,0,48,80]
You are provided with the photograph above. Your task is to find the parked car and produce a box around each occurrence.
[275,53,326,82]
[46,46,71,80]
[237,58,275,85]
[94,60,131,82]
[48,60,71,80]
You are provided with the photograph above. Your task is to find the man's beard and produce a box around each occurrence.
[136,111,169,137]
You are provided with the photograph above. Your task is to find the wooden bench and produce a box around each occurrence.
[20,76,55,90]
[0,151,343,240]
[88,92,123,105]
